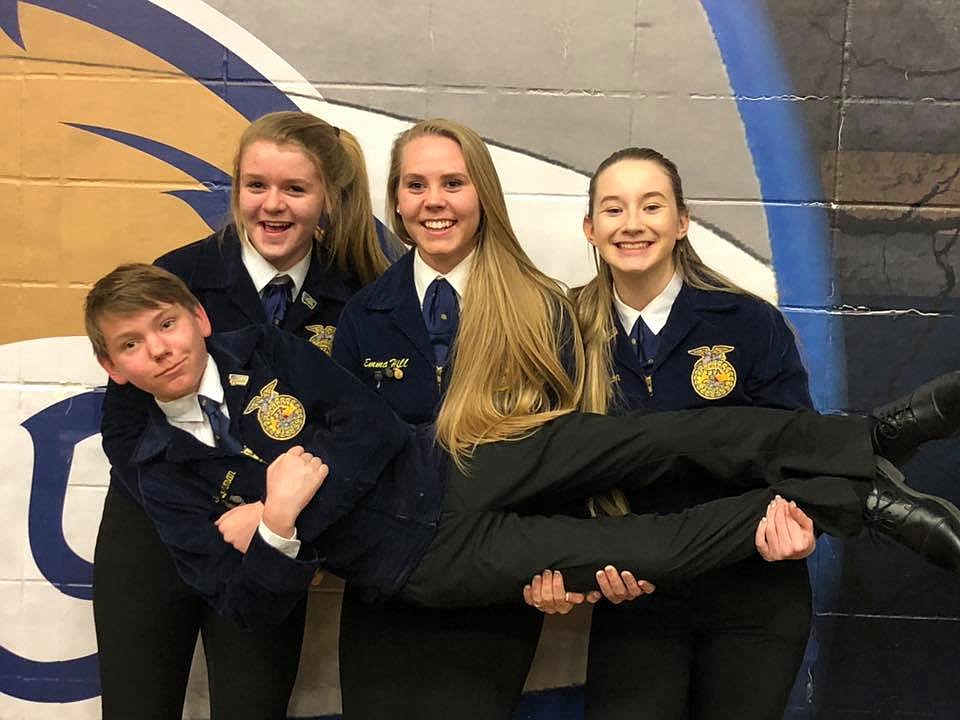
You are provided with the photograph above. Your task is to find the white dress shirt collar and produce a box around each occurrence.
[412,248,476,309]
[154,354,225,445]
[240,231,312,297]
[612,272,683,337]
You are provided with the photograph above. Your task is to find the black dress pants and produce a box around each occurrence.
[339,585,543,720]
[402,407,874,606]
[585,558,812,720]
[94,482,307,720]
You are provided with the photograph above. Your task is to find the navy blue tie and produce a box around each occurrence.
[198,395,243,454]
[423,278,460,366]
[262,276,293,326]
[630,316,659,366]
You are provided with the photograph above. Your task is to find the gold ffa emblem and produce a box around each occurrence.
[688,345,737,400]
[243,379,306,441]
[305,324,336,356]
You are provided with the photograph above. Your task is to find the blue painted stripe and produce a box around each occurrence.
[0,646,99,702]
[700,5,845,713]
[66,123,232,230]
[22,391,103,601]
[0,0,25,48]
[700,0,844,409]
[21,0,296,120]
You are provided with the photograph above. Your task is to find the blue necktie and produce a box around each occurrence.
[262,275,293,326]
[630,316,659,366]
[423,278,460,366]
[198,395,243,454]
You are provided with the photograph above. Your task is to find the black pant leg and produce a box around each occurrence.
[585,560,811,720]
[462,409,876,511]
[339,586,542,720]
[584,615,693,720]
[94,483,202,720]
[202,593,307,720]
[403,488,776,606]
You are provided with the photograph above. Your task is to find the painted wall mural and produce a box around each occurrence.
[1,1,958,718]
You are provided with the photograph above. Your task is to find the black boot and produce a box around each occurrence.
[864,458,960,573]
[872,370,960,463]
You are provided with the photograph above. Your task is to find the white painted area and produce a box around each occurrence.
[0,347,102,720]
[688,223,778,303]
[147,0,776,294]
[0,693,100,720]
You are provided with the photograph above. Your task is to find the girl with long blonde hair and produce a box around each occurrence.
[332,118,582,720]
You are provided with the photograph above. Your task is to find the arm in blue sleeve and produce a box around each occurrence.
[100,379,154,499]
[140,460,317,630]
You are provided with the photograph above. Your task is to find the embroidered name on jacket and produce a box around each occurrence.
[243,378,306,440]
[363,357,411,371]
[687,345,737,400]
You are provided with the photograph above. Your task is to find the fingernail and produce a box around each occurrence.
[596,570,604,578]
[604,565,615,572]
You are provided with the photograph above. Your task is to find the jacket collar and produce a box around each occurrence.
[361,250,436,366]
[188,226,355,327]
[132,328,266,465]
[613,284,740,374]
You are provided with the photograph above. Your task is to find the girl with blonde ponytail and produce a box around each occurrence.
[95,110,391,720]
[537,147,818,720]
[332,118,583,720]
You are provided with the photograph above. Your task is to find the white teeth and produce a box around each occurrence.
[424,220,455,230]
[617,241,651,249]
[263,222,291,230]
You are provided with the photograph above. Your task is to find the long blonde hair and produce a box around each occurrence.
[573,147,747,514]
[230,111,391,285]
[387,119,584,468]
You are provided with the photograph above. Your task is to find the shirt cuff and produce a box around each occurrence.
[258,520,301,558]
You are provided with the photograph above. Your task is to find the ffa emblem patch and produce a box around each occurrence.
[243,379,306,441]
[305,324,336,355]
[687,345,737,400]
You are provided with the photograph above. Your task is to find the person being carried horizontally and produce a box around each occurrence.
[86,263,960,630]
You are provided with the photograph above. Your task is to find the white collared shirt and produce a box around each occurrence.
[154,353,300,555]
[412,248,475,309]
[613,272,683,337]
[240,231,312,298]
[155,354,225,447]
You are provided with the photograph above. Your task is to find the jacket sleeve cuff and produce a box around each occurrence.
[243,531,317,595]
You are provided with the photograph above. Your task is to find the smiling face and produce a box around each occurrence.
[237,140,327,272]
[97,302,212,403]
[584,158,689,293]
[396,135,481,274]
